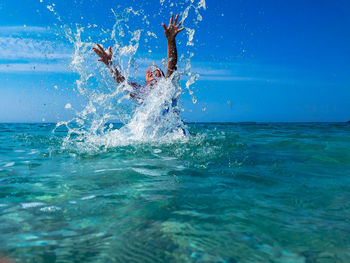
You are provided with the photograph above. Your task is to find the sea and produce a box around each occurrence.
[0,122,350,262]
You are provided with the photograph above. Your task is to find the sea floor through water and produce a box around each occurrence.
[1,122,350,262]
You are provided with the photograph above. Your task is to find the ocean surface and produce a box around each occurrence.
[1,122,350,262]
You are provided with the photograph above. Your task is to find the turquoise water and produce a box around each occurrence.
[1,122,350,262]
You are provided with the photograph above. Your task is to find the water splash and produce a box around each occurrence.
[47,0,206,152]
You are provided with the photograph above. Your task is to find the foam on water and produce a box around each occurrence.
[48,0,206,152]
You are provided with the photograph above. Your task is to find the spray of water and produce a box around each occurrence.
[46,0,206,152]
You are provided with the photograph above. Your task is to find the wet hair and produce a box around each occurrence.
[159,69,165,77]
[146,65,165,77]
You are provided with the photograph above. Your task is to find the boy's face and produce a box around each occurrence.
[145,66,162,83]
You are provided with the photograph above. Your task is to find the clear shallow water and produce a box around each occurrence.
[1,122,350,262]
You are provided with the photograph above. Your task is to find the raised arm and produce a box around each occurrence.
[162,14,184,78]
[93,44,142,100]
[92,44,125,83]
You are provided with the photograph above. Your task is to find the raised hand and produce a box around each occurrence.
[92,44,126,83]
[92,44,112,66]
[162,14,185,40]
[162,14,183,78]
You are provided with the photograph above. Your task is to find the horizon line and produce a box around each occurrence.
[0,121,349,124]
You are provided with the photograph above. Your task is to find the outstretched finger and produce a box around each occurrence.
[177,27,185,33]
[174,14,179,24]
[177,20,182,27]
[108,46,112,55]
[92,47,102,57]
[169,14,174,27]
[96,44,106,54]
[162,23,167,32]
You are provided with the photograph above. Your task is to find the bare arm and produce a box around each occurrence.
[93,44,141,100]
[162,14,185,78]
[92,44,125,83]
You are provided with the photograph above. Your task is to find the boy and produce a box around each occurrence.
[92,14,184,101]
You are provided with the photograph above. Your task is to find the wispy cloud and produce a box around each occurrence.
[0,62,70,73]
[0,26,48,35]
[0,27,280,82]
[0,37,72,60]
[197,75,263,81]
[0,26,73,73]
[132,59,258,81]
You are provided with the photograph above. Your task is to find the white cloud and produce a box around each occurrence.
[0,37,72,60]
[0,26,48,34]
[0,26,73,73]
[0,29,271,81]
[0,62,70,73]
[0,27,260,80]
[132,58,247,81]
[198,75,261,81]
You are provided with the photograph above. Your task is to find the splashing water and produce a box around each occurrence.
[47,0,206,152]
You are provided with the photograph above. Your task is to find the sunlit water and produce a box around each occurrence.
[2,0,350,262]
[1,123,350,262]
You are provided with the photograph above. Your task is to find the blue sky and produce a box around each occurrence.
[0,0,349,122]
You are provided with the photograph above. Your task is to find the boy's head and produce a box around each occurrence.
[145,65,165,83]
